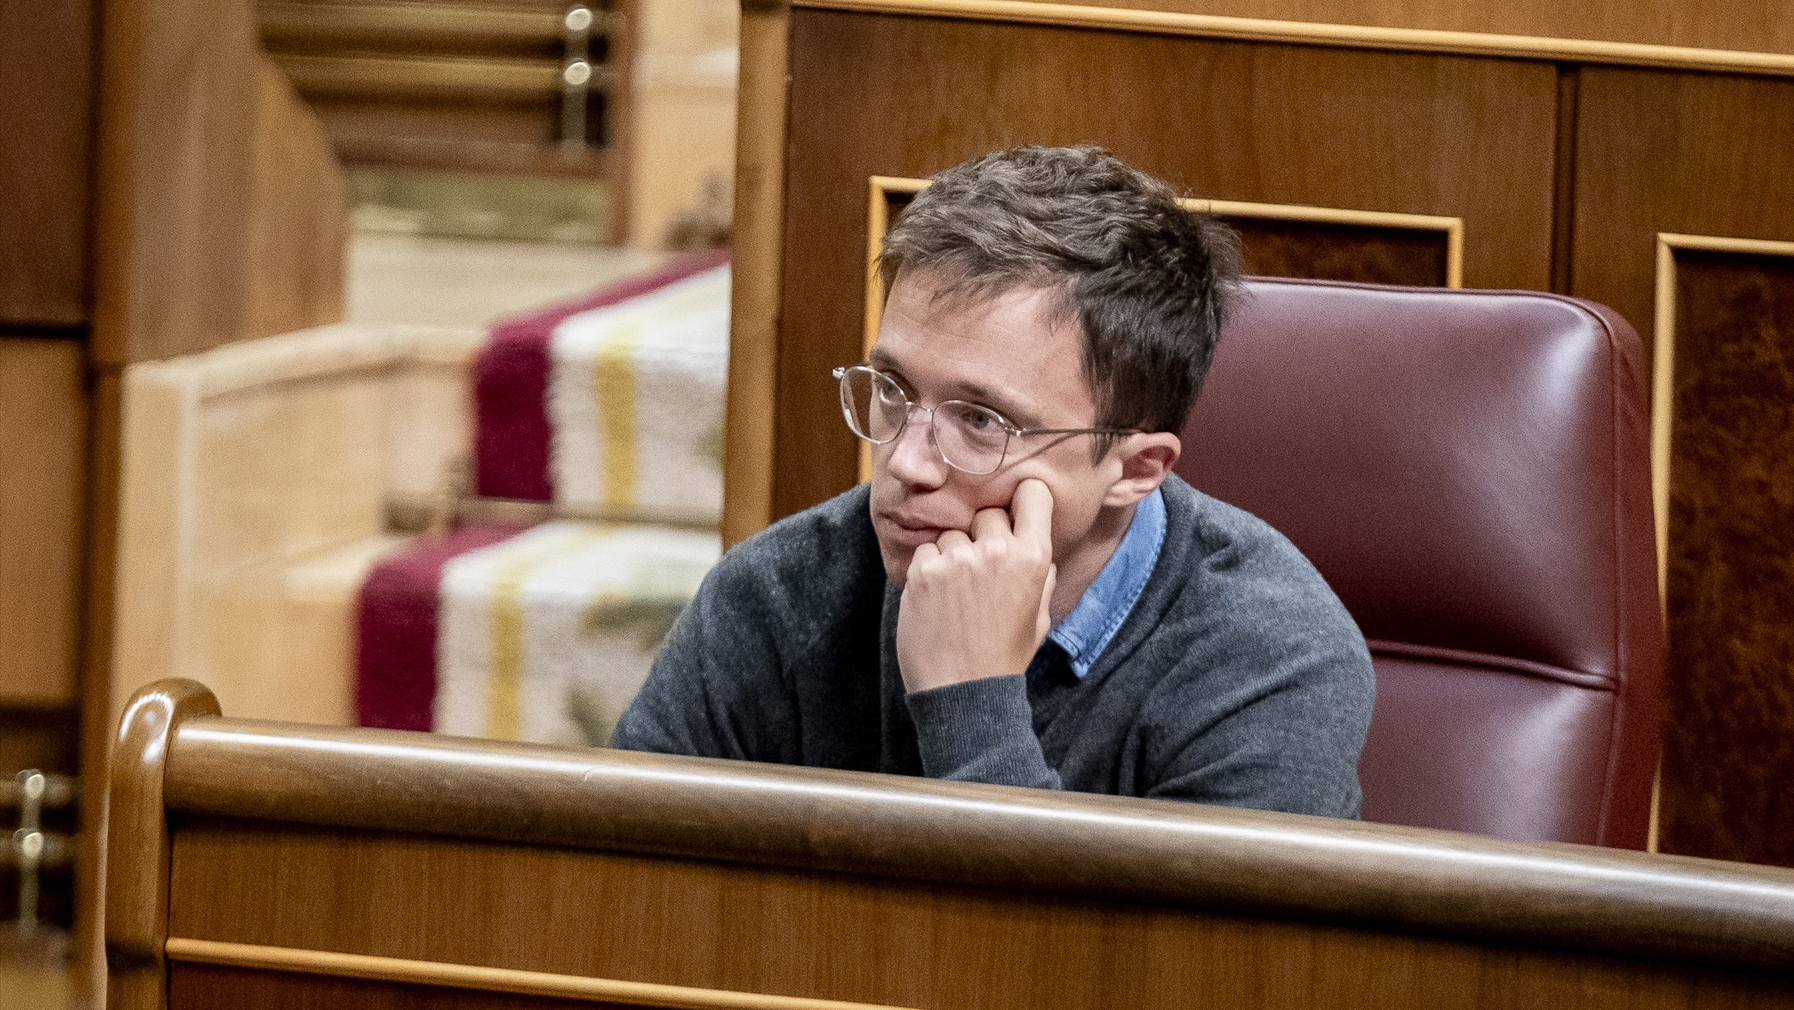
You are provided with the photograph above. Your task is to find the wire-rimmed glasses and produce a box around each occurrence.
[833,365,1138,476]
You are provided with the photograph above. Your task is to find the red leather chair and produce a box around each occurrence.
[1175,278,1663,848]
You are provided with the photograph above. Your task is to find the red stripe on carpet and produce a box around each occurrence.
[355,524,527,731]
[473,247,732,501]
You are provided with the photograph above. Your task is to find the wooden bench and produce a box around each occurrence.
[108,679,1794,1009]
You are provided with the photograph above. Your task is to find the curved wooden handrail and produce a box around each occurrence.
[106,680,223,1010]
[143,689,1794,974]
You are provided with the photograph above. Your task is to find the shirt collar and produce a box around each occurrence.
[1046,487,1166,679]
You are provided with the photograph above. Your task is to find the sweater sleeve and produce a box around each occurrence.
[903,675,1062,789]
[1141,589,1373,818]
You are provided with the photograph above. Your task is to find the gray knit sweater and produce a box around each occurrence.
[612,475,1374,818]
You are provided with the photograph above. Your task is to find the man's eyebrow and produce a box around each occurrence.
[866,348,1037,426]
[866,346,901,371]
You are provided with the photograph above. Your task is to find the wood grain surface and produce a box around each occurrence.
[1219,218,1451,287]
[0,0,93,327]
[1087,0,1794,56]
[166,940,920,1010]
[876,187,1459,289]
[170,961,901,1010]
[769,9,1556,518]
[153,711,1794,972]
[173,965,646,1010]
[793,0,1794,79]
[0,339,87,706]
[98,683,1794,1007]
[164,818,1794,1009]
[796,0,1794,58]
[1658,249,1794,868]
[91,0,346,364]
[1568,69,1794,868]
[1570,69,1794,363]
[105,680,221,1010]
[719,0,792,546]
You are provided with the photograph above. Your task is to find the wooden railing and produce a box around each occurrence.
[109,679,1794,1010]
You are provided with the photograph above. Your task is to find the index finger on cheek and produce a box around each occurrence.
[1011,478,1054,546]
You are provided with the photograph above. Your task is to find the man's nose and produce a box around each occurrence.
[883,408,949,487]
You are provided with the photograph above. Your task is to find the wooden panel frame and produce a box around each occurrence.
[858,175,1465,479]
[1648,232,1794,600]
[719,0,792,548]
[165,939,917,1010]
[865,174,1464,351]
[1187,198,1465,288]
[1648,231,1794,869]
[798,0,1794,77]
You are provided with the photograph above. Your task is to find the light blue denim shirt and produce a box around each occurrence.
[1046,487,1167,679]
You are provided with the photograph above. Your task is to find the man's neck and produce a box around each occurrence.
[1047,500,1137,624]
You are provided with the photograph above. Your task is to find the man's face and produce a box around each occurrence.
[867,270,1129,586]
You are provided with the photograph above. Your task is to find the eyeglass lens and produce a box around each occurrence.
[839,367,1010,474]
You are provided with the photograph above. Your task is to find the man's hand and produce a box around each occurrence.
[896,479,1057,693]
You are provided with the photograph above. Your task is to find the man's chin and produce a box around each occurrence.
[877,541,912,587]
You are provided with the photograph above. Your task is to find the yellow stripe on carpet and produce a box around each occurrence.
[595,323,638,514]
[485,525,617,740]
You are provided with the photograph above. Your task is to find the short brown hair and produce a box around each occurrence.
[879,145,1242,458]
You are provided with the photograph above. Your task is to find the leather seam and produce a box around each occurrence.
[1366,639,1617,691]
[1596,300,1629,847]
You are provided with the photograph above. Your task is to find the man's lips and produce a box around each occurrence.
[879,513,954,548]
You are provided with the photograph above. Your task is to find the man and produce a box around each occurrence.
[614,145,1373,817]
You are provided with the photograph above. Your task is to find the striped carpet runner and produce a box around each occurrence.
[357,250,730,741]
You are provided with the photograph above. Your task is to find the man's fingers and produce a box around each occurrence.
[934,529,973,555]
[1011,478,1054,547]
[972,507,1010,541]
[1036,563,1057,640]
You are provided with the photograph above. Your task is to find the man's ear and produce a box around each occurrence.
[1102,431,1180,508]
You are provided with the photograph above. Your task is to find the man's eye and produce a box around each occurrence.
[962,406,1000,431]
[876,383,907,406]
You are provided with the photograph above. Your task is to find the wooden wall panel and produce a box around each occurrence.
[166,819,1794,1010]
[1032,0,1794,57]
[1225,219,1450,287]
[0,339,87,706]
[171,964,670,1010]
[243,62,352,343]
[1569,69,1794,867]
[1570,70,1794,358]
[880,188,1457,288]
[773,10,1558,518]
[718,0,790,546]
[92,0,346,364]
[1658,249,1794,867]
[0,0,94,326]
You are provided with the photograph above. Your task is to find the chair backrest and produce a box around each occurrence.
[1174,278,1663,848]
